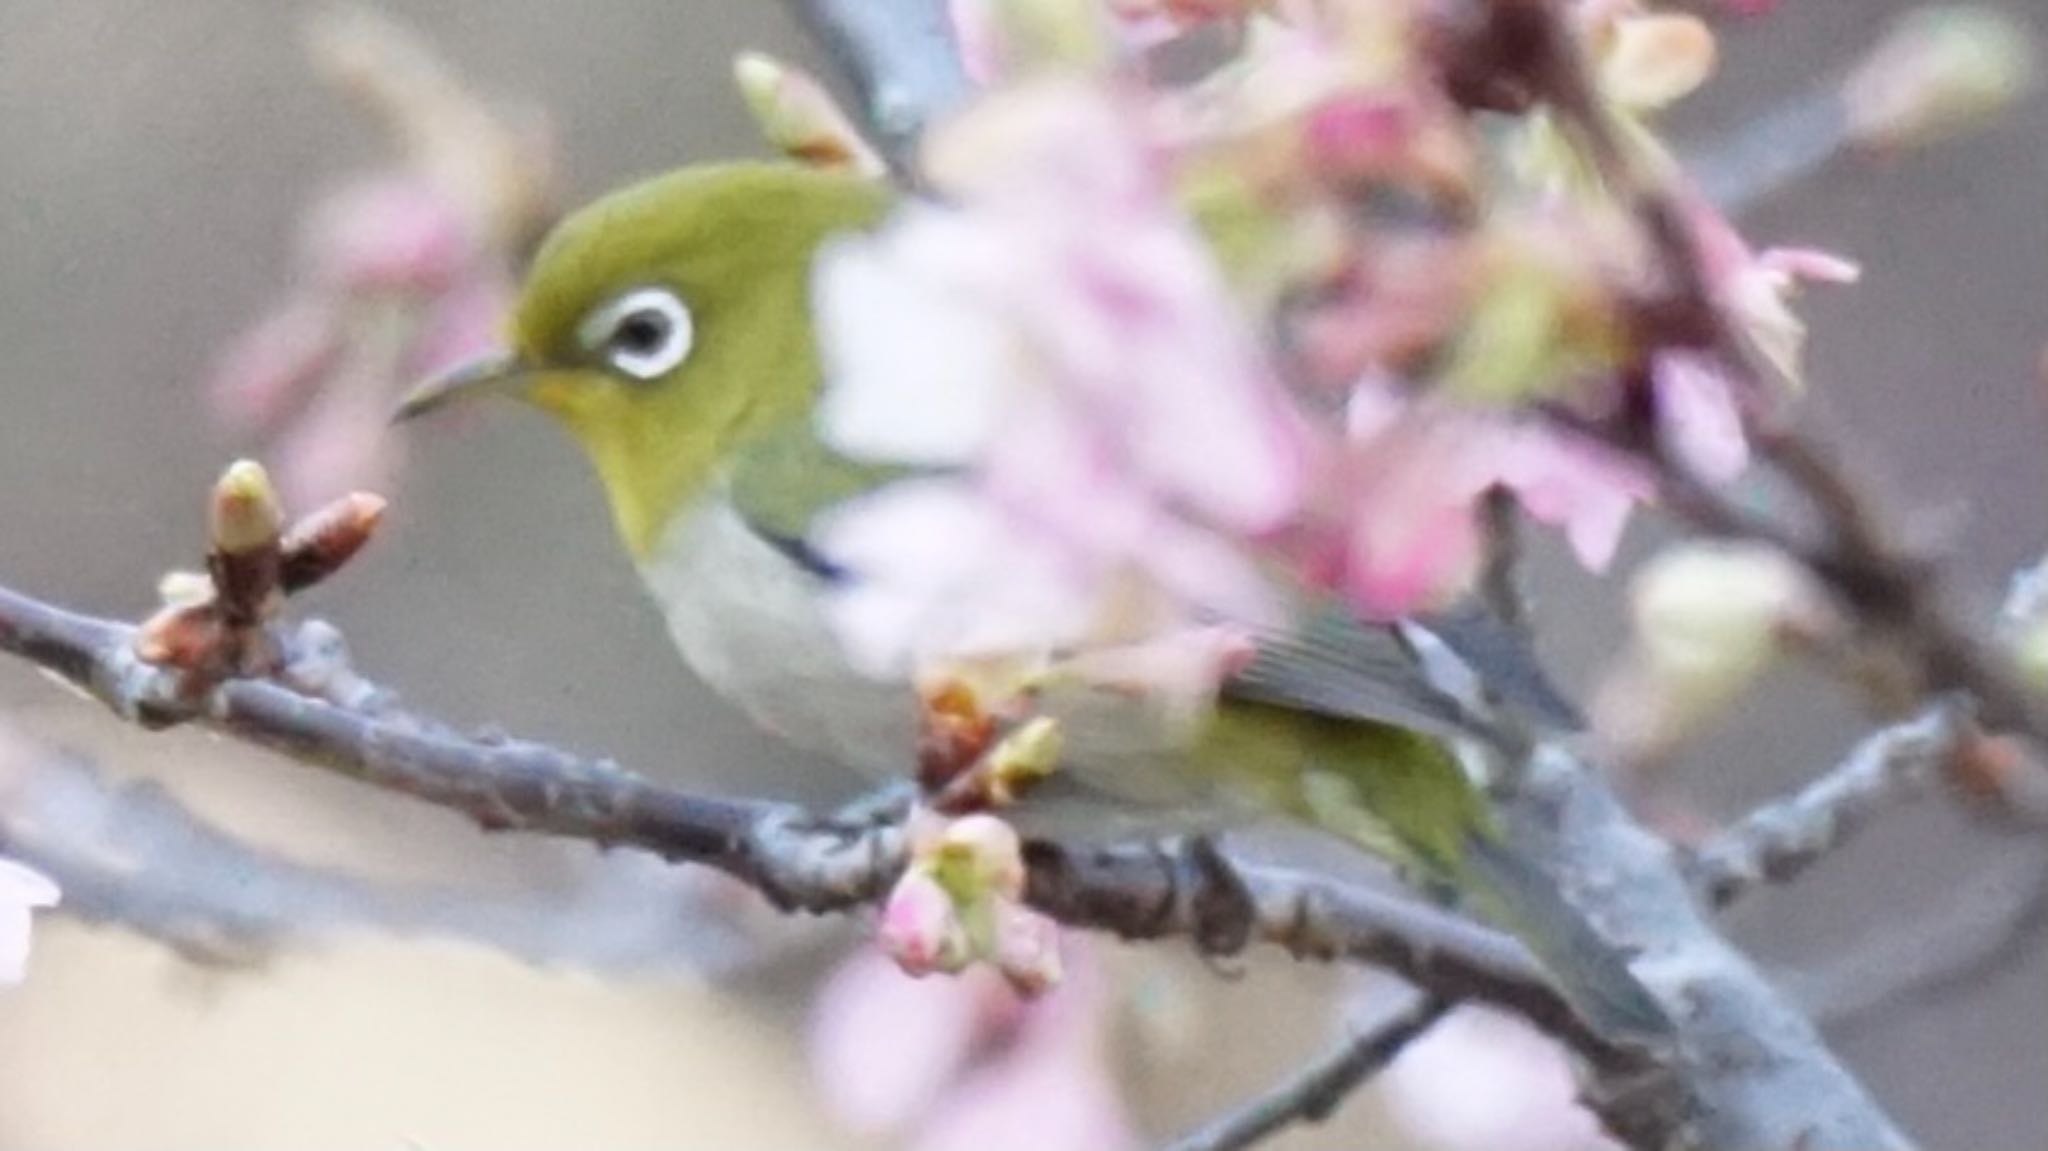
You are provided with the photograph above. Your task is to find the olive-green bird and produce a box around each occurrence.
[396,161,1665,1040]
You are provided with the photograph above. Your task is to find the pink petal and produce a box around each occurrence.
[205,299,343,434]
[0,858,58,909]
[816,480,1097,674]
[814,224,1016,466]
[269,360,406,508]
[1653,353,1750,484]
[1499,431,1651,572]
[305,176,474,293]
[947,0,1005,85]
[1345,501,1482,618]
[911,1023,1138,1151]
[1380,1006,1622,1151]
[990,903,1064,996]
[878,871,971,976]
[1758,247,1862,286]
[809,949,1006,1135]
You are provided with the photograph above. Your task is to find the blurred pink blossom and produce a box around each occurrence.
[1684,194,1859,389]
[813,74,1687,675]
[1326,381,1648,618]
[1380,1005,1621,1151]
[207,12,550,507]
[0,856,59,985]
[815,82,1303,674]
[207,174,517,507]
[1651,352,1749,484]
[809,945,1138,1151]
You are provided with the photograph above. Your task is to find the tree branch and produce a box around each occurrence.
[1688,705,1965,908]
[0,580,1613,1058]
[1500,746,1911,1150]
[0,727,783,973]
[779,0,973,170]
[1527,0,2048,752]
[1159,993,1454,1151]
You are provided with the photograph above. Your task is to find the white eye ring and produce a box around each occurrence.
[580,286,694,381]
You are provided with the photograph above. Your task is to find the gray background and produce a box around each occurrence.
[1,2,2045,1147]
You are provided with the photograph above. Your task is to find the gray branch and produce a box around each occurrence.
[781,4,1921,1147]
[779,0,973,169]
[0,581,1617,1062]
[1503,747,1911,1150]
[1688,705,1965,908]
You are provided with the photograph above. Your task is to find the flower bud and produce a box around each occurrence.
[983,716,1065,805]
[733,52,885,177]
[935,813,1028,899]
[209,460,285,556]
[991,902,1064,996]
[1632,542,1828,689]
[1845,7,2037,152]
[1599,13,1717,111]
[878,870,974,976]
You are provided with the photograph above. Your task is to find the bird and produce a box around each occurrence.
[394,159,1666,1040]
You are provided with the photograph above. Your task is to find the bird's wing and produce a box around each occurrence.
[1223,598,1583,738]
[728,422,1579,736]
[1224,602,1475,737]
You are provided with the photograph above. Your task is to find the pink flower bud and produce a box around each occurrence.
[990,903,1064,996]
[880,870,974,976]
[937,813,1028,899]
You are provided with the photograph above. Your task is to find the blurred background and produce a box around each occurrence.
[0,2,2043,1147]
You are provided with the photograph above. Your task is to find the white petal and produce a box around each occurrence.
[0,906,32,984]
[0,857,58,908]
[813,224,1017,466]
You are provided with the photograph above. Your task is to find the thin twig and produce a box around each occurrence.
[1688,705,1965,907]
[0,580,1614,1058]
[1478,487,1529,638]
[1529,0,2048,752]
[1159,993,1454,1151]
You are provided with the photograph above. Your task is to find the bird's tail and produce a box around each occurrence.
[1461,831,1672,1044]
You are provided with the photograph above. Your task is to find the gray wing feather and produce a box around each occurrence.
[1223,600,1583,736]
[1223,604,1475,736]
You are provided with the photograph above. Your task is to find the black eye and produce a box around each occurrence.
[611,310,671,355]
[578,287,695,381]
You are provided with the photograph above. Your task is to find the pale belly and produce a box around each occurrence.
[637,497,1231,820]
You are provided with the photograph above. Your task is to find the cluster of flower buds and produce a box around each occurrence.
[879,809,1064,995]
[797,0,1872,704]
[137,460,385,683]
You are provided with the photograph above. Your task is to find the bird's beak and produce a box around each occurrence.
[390,351,531,423]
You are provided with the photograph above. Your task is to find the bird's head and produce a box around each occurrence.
[395,162,891,557]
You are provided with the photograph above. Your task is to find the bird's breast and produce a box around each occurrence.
[638,496,921,779]
[638,494,1235,820]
